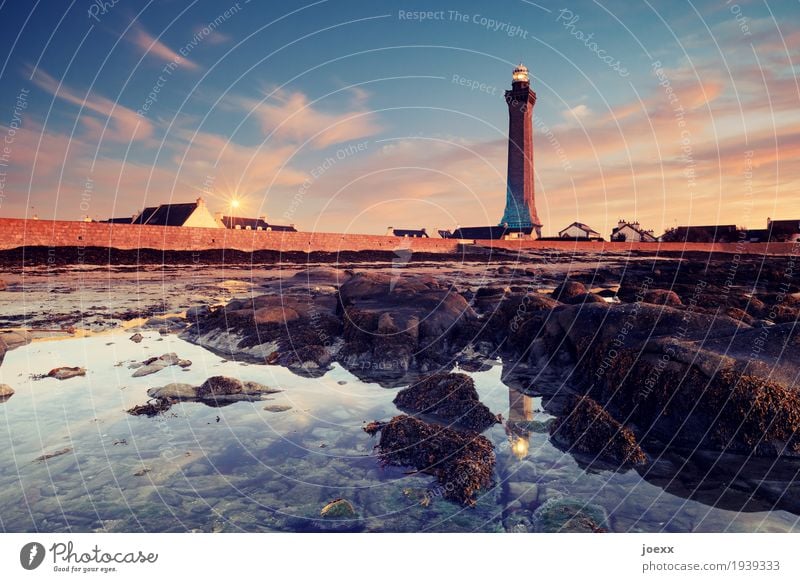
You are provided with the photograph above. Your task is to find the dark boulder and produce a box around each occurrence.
[550,280,587,302]
[550,396,647,468]
[364,415,495,506]
[393,373,500,431]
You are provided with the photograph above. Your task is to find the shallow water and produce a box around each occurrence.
[1,333,798,533]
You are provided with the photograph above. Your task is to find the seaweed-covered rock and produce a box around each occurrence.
[196,376,244,398]
[47,366,86,380]
[564,292,607,305]
[127,398,174,417]
[533,497,608,533]
[393,373,500,431]
[550,396,647,468]
[550,280,587,302]
[643,289,682,307]
[364,415,495,506]
[320,498,357,519]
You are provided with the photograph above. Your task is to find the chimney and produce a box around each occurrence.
[386,226,394,236]
[196,196,205,207]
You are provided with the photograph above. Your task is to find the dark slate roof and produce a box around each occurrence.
[132,206,159,225]
[142,203,198,227]
[768,219,800,236]
[450,225,533,240]
[392,228,428,238]
[101,217,133,224]
[267,223,297,232]
[222,216,269,230]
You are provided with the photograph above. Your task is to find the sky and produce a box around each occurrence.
[0,0,797,237]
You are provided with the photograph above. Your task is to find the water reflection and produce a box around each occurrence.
[506,389,533,460]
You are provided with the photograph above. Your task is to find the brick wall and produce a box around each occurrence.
[0,218,795,256]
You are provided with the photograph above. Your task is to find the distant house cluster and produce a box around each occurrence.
[100,197,297,232]
[661,219,800,243]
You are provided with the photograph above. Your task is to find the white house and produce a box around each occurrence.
[558,222,603,240]
[610,220,657,242]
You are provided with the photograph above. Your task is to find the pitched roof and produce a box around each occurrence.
[392,228,428,238]
[142,203,198,227]
[132,206,159,224]
[101,217,133,224]
[450,225,533,240]
[221,216,269,230]
[559,222,601,236]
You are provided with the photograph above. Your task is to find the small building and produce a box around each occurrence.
[388,227,428,238]
[660,224,739,243]
[219,214,297,232]
[130,197,222,228]
[611,220,657,242]
[558,222,603,240]
[100,216,135,224]
[440,225,534,240]
[766,218,800,242]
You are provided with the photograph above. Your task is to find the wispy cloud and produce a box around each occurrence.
[130,24,200,71]
[230,87,382,149]
[30,68,152,142]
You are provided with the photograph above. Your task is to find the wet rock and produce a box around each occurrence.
[197,376,244,398]
[147,383,197,399]
[533,498,608,533]
[127,398,174,417]
[47,367,86,380]
[0,337,5,367]
[34,447,73,463]
[185,306,210,320]
[643,289,682,307]
[263,404,292,413]
[0,279,5,291]
[565,292,607,305]
[0,329,32,350]
[393,373,500,431]
[550,280,587,301]
[364,415,495,506]
[131,353,191,377]
[0,383,14,401]
[550,396,647,468]
[339,272,476,383]
[129,333,143,343]
[320,498,357,519]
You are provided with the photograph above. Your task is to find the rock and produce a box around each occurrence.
[320,498,357,519]
[47,367,86,380]
[147,383,198,399]
[0,329,32,350]
[0,337,5,367]
[131,353,190,377]
[533,498,608,533]
[196,376,243,398]
[364,415,495,506]
[550,280,587,301]
[550,396,647,468]
[263,404,292,413]
[0,383,14,401]
[185,306,210,319]
[33,447,73,463]
[127,399,174,417]
[506,482,539,509]
[252,306,300,325]
[0,279,6,291]
[393,373,500,431]
[129,333,143,343]
[643,289,682,307]
[565,292,607,305]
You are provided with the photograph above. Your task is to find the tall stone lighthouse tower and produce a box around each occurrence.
[500,64,542,237]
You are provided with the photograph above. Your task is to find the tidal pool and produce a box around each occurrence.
[0,332,798,532]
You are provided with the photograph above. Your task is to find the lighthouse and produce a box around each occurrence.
[500,64,542,237]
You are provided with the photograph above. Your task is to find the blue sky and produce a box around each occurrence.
[0,0,798,235]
